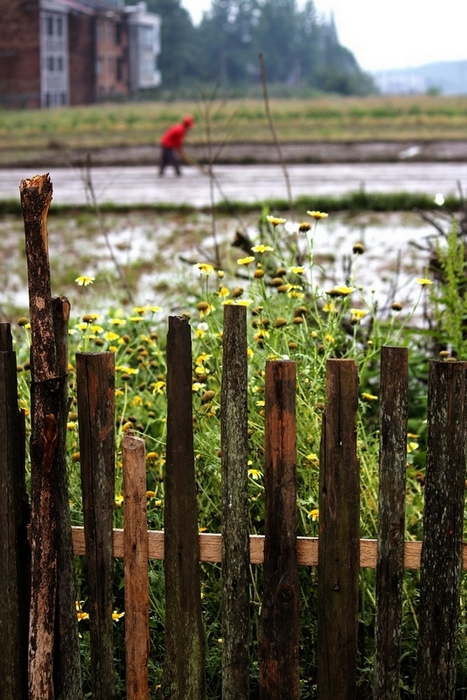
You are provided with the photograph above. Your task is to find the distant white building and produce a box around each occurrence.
[125,1,161,93]
[374,72,427,95]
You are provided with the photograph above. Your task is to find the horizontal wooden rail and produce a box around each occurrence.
[70,527,467,570]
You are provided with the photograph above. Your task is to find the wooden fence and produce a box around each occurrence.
[1,173,467,700]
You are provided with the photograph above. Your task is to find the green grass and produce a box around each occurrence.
[13,207,464,697]
[1,95,467,159]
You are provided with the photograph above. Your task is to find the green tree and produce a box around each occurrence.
[196,0,260,88]
[141,0,200,89]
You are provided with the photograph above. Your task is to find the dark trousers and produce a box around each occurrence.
[159,146,181,175]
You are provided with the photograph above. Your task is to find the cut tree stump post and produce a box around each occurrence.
[259,360,299,700]
[317,359,360,700]
[20,174,82,700]
[123,431,150,700]
[0,323,29,700]
[415,360,467,700]
[221,305,249,700]
[374,346,408,699]
[76,352,116,700]
[163,316,205,699]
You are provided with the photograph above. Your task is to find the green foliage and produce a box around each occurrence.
[131,0,375,95]
[12,206,440,696]
[429,221,467,358]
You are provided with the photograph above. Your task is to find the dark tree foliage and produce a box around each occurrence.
[130,0,375,95]
[143,0,201,88]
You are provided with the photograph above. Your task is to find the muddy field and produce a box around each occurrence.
[2,140,467,169]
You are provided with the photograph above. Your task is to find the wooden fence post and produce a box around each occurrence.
[123,431,150,700]
[20,174,82,700]
[259,360,299,700]
[221,305,250,700]
[374,346,408,699]
[76,352,116,700]
[163,316,205,699]
[0,323,29,700]
[317,358,359,700]
[415,360,467,700]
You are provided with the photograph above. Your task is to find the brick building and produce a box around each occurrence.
[0,0,161,108]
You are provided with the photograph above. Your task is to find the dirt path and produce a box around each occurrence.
[2,140,467,169]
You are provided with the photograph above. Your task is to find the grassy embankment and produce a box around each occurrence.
[2,94,467,153]
[1,94,466,214]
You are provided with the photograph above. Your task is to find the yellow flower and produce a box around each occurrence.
[196,263,215,275]
[196,353,212,365]
[152,380,166,394]
[326,285,355,297]
[248,468,262,480]
[147,305,162,313]
[305,453,319,465]
[290,266,304,275]
[407,442,419,453]
[415,277,433,286]
[75,275,95,286]
[237,256,255,265]
[307,211,328,220]
[218,286,230,297]
[116,366,138,374]
[308,508,319,521]
[104,331,120,341]
[109,318,126,326]
[115,494,124,507]
[350,308,368,319]
[323,302,337,313]
[266,215,287,226]
[252,244,274,253]
[362,392,378,401]
[192,382,205,392]
[112,610,125,621]
[222,299,253,306]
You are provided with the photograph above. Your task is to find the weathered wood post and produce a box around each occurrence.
[20,174,82,700]
[259,359,299,700]
[374,346,408,699]
[221,304,250,700]
[123,431,150,700]
[163,315,205,699]
[317,358,360,700]
[415,360,467,700]
[76,352,116,699]
[0,323,29,700]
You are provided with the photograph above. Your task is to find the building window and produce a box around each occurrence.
[96,57,104,75]
[116,23,122,45]
[46,15,54,35]
[116,57,123,81]
[141,25,154,49]
[56,16,63,36]
[57,56,64,72]
[46,55,54,71]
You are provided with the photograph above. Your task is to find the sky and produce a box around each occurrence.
[181,0,467,72]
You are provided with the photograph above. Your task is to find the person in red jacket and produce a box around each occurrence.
[159,114,195,176]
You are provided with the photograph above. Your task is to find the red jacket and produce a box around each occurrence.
[160,123,187,149]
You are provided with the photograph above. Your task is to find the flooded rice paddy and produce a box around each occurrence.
[0,206,438,322]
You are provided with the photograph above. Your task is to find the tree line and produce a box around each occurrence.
[137,0,376,96]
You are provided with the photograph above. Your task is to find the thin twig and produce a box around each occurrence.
[82,154,135,305]
[259,52,294,216]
